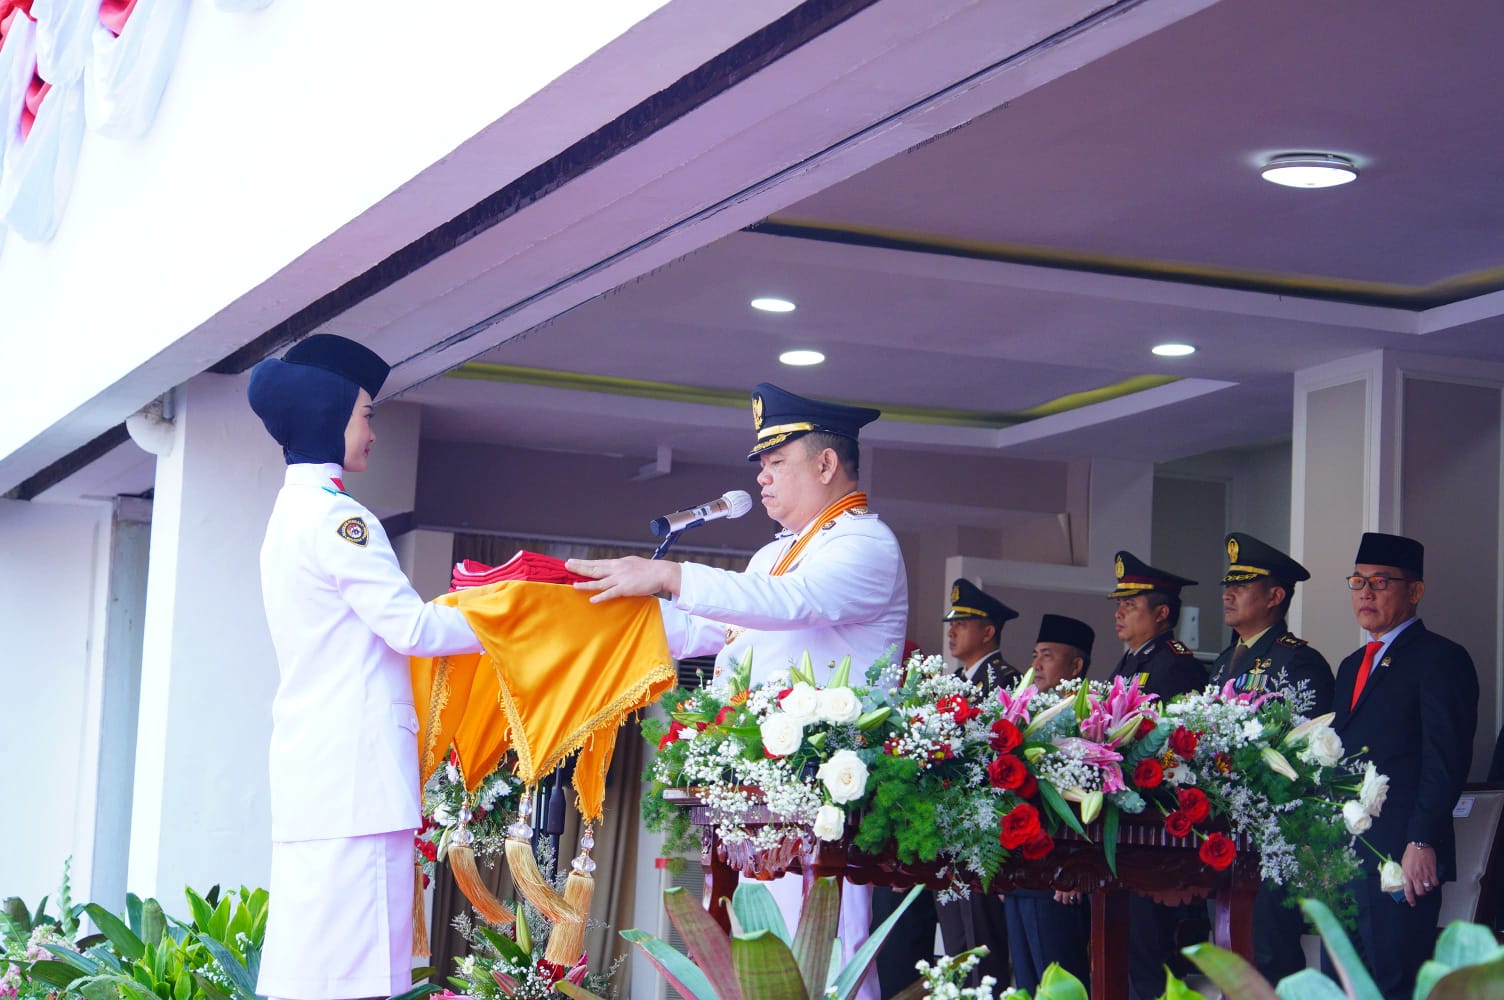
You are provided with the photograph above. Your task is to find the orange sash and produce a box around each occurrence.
[769,491,869,575]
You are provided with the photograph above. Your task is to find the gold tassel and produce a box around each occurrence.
[412,864,430,957]
[503,793,581,924]
[449,830,516,926]
[542,827,596,967]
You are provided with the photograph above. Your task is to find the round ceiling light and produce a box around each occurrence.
[1260,153,1358,189]
[751,297,796,313]
[1152,343,1196,357]
[779,349,825,366]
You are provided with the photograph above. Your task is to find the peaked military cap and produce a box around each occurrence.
[1222,532,1311,587]
[747,382,881,460]
[1107,550,1197,599]
[1037,613,1094,658]
[942,578,1018,627]
[1355,532,1424,579]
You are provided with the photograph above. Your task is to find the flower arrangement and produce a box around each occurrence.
[445,903,621,1000]
[417,749,523,885]
[642,648,1389,918]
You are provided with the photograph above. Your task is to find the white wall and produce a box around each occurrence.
[0,498,112,904]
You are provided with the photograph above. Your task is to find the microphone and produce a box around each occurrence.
[651,490,753,537]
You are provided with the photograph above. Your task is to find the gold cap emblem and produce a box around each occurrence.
[1115,555,1125,580]
[950,584,960,604]
[1227,537,1239,563]
[751,394,764,431]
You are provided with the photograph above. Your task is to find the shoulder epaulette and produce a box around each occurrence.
[1277,634,1309,648]
[1167,638,1193,656]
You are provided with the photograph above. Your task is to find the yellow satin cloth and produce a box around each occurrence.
[411,581,675,821]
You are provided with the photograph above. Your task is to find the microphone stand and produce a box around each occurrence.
[651,529,683,560]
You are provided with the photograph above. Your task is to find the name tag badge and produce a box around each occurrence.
[1454,796,1475,818]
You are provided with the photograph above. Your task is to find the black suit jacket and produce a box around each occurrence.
[1209,621,1334,714]
[1332,619,1477,878]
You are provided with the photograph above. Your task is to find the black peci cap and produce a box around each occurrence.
[1036,614,1094,659]
[1355,532,1424,579]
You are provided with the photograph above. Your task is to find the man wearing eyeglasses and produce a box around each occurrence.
[1333,532,1477,999]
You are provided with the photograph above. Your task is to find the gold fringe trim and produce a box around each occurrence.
[541,869,593,967]
[412,864,430,957]
[504,835,580,923]
[420,655,455,782]
[449,841,516,926]
[492,658,677,799]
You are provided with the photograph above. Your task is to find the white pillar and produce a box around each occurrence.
[127,373,286,904]
[1292,350,1504,778]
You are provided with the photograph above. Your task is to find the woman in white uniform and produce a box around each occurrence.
[247,335,485,1000]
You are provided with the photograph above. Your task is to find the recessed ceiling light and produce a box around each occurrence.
[751,297,796,313]
[779,349,825,366]
[1152,343,1196,357]
[1260,153,1358,189]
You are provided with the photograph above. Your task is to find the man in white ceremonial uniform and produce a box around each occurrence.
[569,383,907,1000]
[247,335,485,1000]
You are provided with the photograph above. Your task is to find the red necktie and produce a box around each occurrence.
[1349,640,1384,709]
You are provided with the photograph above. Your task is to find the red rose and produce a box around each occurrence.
[1000,803,1043,849]
[1133,758,1164,789]
[1199,832,1236,871]
[1169,727,1200,758]
[714,705,736,726]
[1137,717,1156,738]
[1017,774,1039,799]
[421,872,431,889]
[534,960,566,984]
[1177,787,1211,824]
[417,838,438,861]
[658,719,686,751]
[953,699,981,725]
[1021,831,1055,861]
[1164,810,1193,838]
[990,719,1023,753]
[987,754,1028,790]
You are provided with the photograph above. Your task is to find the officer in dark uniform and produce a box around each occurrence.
[1208,531,1333,982]
[1210,532,1334,708]
[929,578,1015,989]
[943,578,1021,694]
[1107,551,1205,701]
[1005,614,1095,994]
[1106,551,1207,1000]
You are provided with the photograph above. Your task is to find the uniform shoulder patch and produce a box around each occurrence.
[1277,634,1308,648]
[337,516,369,546]
[1167,638,1193,656]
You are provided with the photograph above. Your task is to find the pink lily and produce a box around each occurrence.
[1218,678,1276,709]
[996,678,1038,725]
[565,955,590,985]
[1054,736,1128,794]
[1080,676,1158,744]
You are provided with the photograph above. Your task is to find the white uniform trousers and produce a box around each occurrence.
[258,830,413,1000]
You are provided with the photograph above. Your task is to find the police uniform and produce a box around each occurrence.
[942,579,1021,695]
[248,336,484,1000]
[932,580,1016,988]
[659,384,905,1000]
[1208,532,1333,982]
[1107,552,1206,702]
[1106,552,1206,1000]
[1003,614,1096,994]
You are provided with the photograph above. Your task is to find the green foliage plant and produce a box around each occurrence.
[556,878,921,1000]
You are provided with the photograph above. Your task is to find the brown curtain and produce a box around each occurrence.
[429,532,741,985]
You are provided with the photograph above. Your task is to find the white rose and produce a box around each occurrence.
[1379,859,1405,893]
[817,749,870,804]
[445,762,461,783]
[780,683,820,724]
[813,804,845,841]
[433,803,454,826]
[817,686,863,725]
[761,713,804,757]
[1359,763,1390,817]
[1342,799,1372,835]
[1241,719,1264,741]
[1299,726,1344,768]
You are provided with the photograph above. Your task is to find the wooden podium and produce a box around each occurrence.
[666,790,1260,1000]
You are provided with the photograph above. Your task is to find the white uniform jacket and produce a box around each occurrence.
[662,507,908,685]
[260,463,483,842]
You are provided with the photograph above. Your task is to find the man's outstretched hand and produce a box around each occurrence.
[567,556,682,603]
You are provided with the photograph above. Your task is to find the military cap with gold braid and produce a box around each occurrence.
[747,382,881,460]
[942,578,1019,627]
[1222,532,1311,587]
[1107,550,1197,599]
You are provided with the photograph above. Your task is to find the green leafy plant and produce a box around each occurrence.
[556,878,920,1000]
